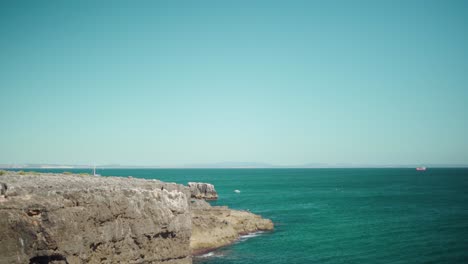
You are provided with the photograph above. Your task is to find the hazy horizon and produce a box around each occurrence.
[1,161,467,169]
[1,1,467,166]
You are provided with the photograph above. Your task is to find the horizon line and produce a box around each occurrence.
[1,163,468,169]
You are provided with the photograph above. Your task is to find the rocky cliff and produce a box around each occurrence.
[0,171,191,264]
[0,171,273,264]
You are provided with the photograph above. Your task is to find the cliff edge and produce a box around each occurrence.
[0,171,273,263]
[0,171,191,264]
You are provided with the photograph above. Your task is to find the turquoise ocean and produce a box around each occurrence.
[15,168,468,263]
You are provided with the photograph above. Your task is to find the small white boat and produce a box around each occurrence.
[234,190,241,193]
[416,167,426,171]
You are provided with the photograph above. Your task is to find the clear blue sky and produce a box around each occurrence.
[1,0,467,166]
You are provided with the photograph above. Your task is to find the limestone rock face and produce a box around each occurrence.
[188,182,218,200]
[0,171,192,264]
[190,200,274,254]
[0,171,274,263]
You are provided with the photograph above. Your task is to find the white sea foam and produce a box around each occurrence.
[199,252,215,258]
[239,231,265,241]
[196,251,226,259]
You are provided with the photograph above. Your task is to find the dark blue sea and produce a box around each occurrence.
[16,168,468,263]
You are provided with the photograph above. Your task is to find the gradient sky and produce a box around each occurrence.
[1,0,467,166]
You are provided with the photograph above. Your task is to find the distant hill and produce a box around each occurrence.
[181,162,278,168]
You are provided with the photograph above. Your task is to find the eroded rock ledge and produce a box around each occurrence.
[190,199,273,255]
[188,182,218,200]
[0,171,273,264]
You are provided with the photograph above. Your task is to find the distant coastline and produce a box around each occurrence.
[1,163,467,169]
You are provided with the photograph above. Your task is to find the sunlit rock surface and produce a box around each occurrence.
[0,171,191,264]
[188,182,218,200]
[190,199,274,254]
[0,171,273,263]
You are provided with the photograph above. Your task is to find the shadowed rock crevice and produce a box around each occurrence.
[146,230,177,240]
[29,254,68,264]
[89,242,102,251]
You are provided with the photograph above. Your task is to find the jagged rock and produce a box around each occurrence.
[0,171,274,263]
[190,199,274,254]
[188,182,218,200]
[0,171,192,264]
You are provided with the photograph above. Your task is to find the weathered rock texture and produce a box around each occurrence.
[190,199,274,254]
[188,182,218,200]
[0,171,273,263]
[0,171,192,264]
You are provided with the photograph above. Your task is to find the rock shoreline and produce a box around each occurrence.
[191,229,273,257]
[0,171,273,263]
[190,199,273,255]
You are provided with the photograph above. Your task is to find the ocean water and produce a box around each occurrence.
[15,168,468,263]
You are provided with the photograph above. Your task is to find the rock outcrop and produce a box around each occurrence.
[190,199,274,254]
[188,182,218,200]
[0,171,273,263]
[0,171,191,264]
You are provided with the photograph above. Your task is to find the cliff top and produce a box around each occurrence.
[0,170,187,197]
